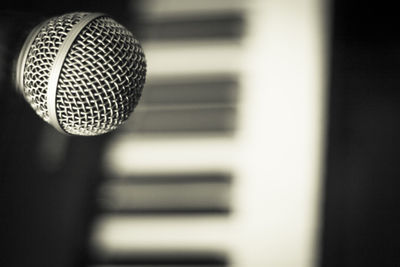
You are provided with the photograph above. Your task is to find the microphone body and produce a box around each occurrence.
[2,12,146,136]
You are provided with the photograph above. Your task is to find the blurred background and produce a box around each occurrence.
[1,0,400,266]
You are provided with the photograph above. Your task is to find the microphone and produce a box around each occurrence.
[14,12,146,136]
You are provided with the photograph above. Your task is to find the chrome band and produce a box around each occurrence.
[47,13,104,133]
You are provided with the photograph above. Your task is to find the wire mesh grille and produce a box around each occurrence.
[22,12,88,122]
[21,13,146,135]
[56,16,146,135]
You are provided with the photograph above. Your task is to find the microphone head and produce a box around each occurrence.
[16,12,146,136]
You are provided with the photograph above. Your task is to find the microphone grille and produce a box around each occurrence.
[20,12,146,135]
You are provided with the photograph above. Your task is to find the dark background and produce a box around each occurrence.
[321,1,400,266]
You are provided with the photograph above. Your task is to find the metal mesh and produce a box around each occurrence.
[21,13,146,135]
[22,12,88,122]
[56,16,146,135]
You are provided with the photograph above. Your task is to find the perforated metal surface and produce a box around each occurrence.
[20,12,146,135]
[22,12,88,123]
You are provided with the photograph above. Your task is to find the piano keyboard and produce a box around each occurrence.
[88,0,328,266]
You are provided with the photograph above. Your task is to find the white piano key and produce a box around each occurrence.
[142,40,242,78]
[91,215,233,253]
[103,135,238,177]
